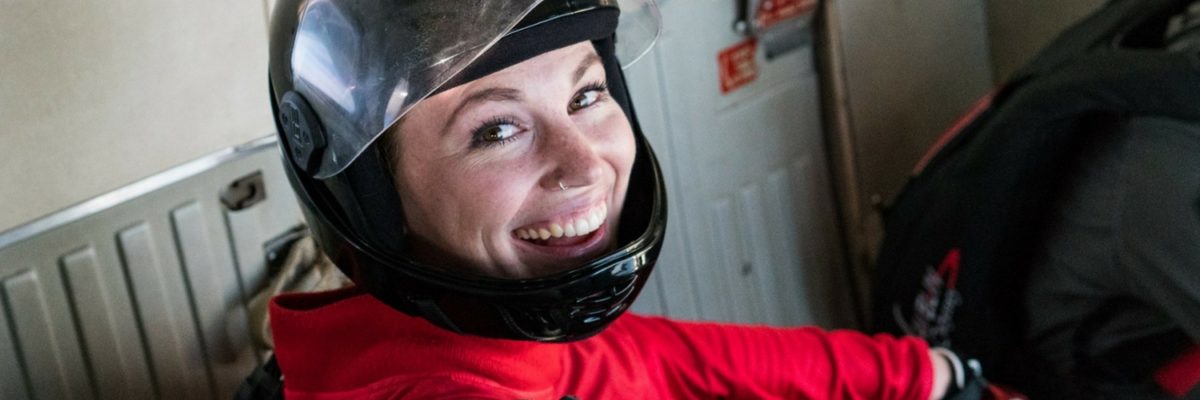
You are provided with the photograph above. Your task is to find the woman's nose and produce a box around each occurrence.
[538,120,604,192]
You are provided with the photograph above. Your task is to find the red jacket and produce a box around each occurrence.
[270,287,934,399]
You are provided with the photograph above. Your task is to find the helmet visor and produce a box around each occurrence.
[285,0,660,178]
[615,0,661,67]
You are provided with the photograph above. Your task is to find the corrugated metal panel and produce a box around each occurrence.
[116,223,210,400]
[170,201,257,395]
[3,269,91,400]
[0,281,30,399]
[0,137,303,399]
[60,245,155,400]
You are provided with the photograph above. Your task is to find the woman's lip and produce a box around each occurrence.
[512,223,609,261]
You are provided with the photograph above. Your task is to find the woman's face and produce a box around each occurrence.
[389,42,636,279]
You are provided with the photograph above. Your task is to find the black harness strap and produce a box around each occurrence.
[233,356,284,400]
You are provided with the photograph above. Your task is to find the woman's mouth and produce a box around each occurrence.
[513,203,608,246]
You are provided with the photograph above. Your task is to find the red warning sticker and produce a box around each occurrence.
[718,38,758,94]
[756,0,818,29]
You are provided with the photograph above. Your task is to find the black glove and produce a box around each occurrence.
[933,348,1027,400]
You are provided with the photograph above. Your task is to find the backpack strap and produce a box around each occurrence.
[234,356,285,400]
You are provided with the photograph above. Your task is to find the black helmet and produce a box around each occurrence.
[268,0,667,341]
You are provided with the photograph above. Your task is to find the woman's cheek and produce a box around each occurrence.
[466,164,530,220]
[602,115,636,170]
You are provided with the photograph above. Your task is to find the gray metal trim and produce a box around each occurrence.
[0,135,281,249]
[815,0,870,327]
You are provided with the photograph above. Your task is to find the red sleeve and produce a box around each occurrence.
[615,314,933,400]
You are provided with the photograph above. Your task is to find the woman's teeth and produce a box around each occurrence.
[516,204,607,241]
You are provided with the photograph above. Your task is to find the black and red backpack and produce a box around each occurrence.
[871,0,1200,397]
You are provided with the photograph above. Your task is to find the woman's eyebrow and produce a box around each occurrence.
[443,51,601,132]
[445,87,523,131]
[572,52,603,84]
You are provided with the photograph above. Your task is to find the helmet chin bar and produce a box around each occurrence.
[270,1,668,342]
[279,127,667,341]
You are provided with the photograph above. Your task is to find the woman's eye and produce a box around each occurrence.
[569,83,608,112]
[472,120,521,148]
[480,123,518,141]
[570,91,599,112]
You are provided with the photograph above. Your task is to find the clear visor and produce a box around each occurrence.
[289,0,661,178]
[615,0,662,67]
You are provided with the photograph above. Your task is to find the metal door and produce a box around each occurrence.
[626,0,854,327]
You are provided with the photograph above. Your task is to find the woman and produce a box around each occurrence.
[264,0,998,398]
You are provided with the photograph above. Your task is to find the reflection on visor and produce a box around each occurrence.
[292,4,358,117]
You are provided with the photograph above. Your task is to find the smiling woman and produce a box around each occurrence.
[388,43,634,279]
[255,0,1000,399]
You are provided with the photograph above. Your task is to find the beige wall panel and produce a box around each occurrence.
[833,0,995,250]
[1,0,273,233]
[986,0,1106,81]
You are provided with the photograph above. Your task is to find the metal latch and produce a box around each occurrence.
[220,171,267,211]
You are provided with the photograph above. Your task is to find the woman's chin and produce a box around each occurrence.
[511,223,613,277]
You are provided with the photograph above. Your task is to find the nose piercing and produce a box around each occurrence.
[558,181,569,191]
